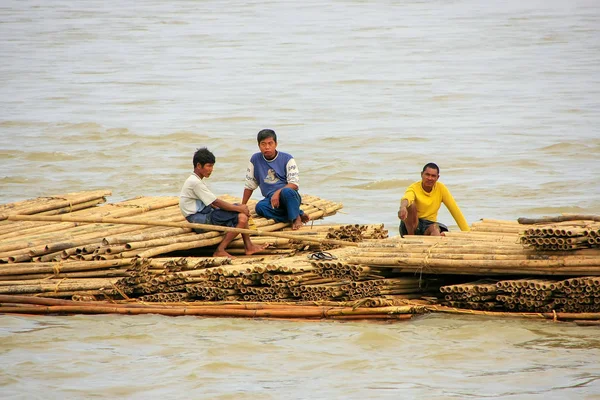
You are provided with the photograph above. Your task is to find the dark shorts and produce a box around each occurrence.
[186,208,239,233]
[399,219,448,237]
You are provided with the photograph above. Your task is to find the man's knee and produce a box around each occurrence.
[238,213,248,224]
[425,224,441,236]
[255,200,269,216]
[280,187,297,200]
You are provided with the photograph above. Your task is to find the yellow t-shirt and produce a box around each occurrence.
[401,181,470,231]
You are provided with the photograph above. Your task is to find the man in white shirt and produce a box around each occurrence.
[180,147,267,258]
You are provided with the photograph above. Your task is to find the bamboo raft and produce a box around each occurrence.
[1,190,599,325]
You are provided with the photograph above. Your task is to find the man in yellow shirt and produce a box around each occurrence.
[398,163,470,236]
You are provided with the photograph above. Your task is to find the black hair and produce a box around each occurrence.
[193,147,216,167]
[257,129,277,144]
[422,162,439,173]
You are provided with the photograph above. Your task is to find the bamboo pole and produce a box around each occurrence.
[518,215,600,224]
[0,198,108,239]
[8,213,357,248]
[0,190,113,221]
[0,259,133,276]
[102,227,192,246]
[0,295,419,317]
[0,269,129,284]
[0,304,417,320]
[0,201,183,252]
[0,278,118,294]
[345,256,600,268]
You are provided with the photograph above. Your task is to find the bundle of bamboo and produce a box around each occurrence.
[219,223,388,255]
[0,196,182,263]
[495,277,600,313]
[1,194,345,263]
[102,248,440,305]
[324,224,388,244]
[0,294,419,321]
[440,280,499,311]
[519,221,600,251]
[0,190,112,221]
[440,277,600,313]
[3,190,600,325]
[342,229,600,276]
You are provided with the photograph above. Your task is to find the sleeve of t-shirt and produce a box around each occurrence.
[244,161,259,191]
[401,186,416,207]
[193,179,217,206]
[286,158,299,186]
[441,185,470,231]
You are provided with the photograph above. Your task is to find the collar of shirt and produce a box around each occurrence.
[262,151,279,163]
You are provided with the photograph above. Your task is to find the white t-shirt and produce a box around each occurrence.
[179,173,217,217]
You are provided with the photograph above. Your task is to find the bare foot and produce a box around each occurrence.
[245,243,269,256]
[213,250,236,259]
[292,216,303,230]
[300,213,310,223]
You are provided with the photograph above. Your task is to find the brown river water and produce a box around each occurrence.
[1,0,599,398]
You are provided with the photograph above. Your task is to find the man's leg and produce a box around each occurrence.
[255,197,287,221]
[237,214,269,255]
[423,221,447,236]
[214,231,239,258]
[423,223,442,236]
[403,203,419,235]
[279,188,308,230]
[213,212,244,258]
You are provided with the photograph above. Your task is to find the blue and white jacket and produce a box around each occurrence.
[244,151,299,198]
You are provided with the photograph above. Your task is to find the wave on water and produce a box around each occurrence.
[102,80,171,87]
[335,79,388,85]
[200,361,255,372]
[511,159,544,168]
[0,176,31,184]
[56,122,104,131]
[321,135,428,145]
[0,150,24,159]
[348,179,411,190]
[196,116,258,123]
[50,122,118,140]
[0,120,49,128]
[115,100,161,106]
[401,136,430,142]
[430,94,471,102]
[539,142,599,155]
[351,330,406,350]
[24,152,82,162]
[158,20,189,25]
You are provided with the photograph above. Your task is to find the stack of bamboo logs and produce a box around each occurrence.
[106,252,434,304]
[0,295,419,321]
[3,191,600,324]
[320,224,388,250]
[0,192,344,263]
[224,223,388,256]
[440,280,499,311]
[495,277,600,313]
[519,222,600,251]
[441,277,600,313]
[340,219,600,276]
[0,190,111,221]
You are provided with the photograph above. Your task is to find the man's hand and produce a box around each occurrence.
[398,206,407,221]
[237,204,250,216]
[271,190,281,208]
